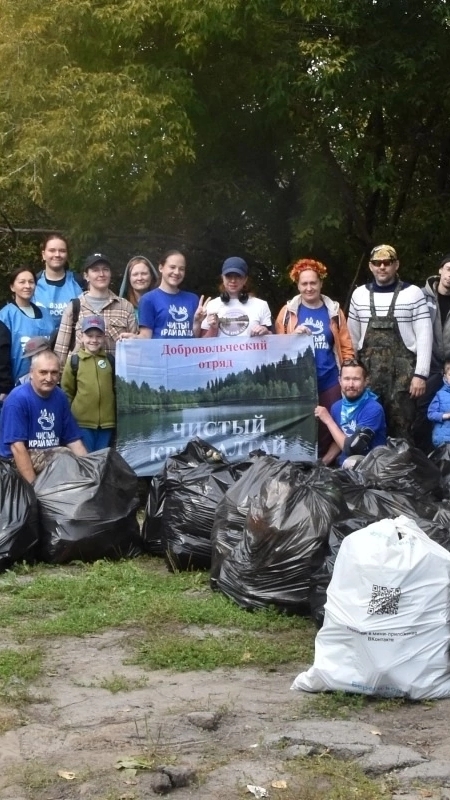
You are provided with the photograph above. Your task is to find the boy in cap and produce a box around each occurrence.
[61,315,115,452]
[347,244,432,442]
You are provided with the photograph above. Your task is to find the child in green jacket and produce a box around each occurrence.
[61,315,115,452]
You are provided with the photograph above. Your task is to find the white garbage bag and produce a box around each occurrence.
[292,515,450,699]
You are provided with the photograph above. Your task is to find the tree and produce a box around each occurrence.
[1,0,450,303]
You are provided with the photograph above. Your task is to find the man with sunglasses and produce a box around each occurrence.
[315,359,386,466]
[348,244,432,442]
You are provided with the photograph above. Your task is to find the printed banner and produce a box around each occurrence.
[116,335,317,476]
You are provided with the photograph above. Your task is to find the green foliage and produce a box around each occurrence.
[1,0,450,295]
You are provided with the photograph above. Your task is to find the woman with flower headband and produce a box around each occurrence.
[275,258,354,456]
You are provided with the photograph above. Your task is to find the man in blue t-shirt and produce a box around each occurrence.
[314,359,387,466]
[0,351,87,483]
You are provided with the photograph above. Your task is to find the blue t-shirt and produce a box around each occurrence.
[138,288,199,338]
[298,304,338,392]
[32,271,83,330]
[0,382,82,458]
[330,396,387,465]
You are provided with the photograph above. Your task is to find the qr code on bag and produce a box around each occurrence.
[367,584,401,615]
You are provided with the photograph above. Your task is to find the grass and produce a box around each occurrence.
[303,690,435,720]
[0,556,315,686]
[134,627,311,671]
[257,754,394,800]
[98,673,148,693]
[0,647,42,704]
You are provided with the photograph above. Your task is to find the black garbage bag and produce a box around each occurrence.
[0,462,39,571]
[140,475,166,556]
[336,469,440,521]
[354,439,442,498]
[414,514,450,552]
[215,463,346,612]
[211,456,293,586]
[34,448,141,564]
[429,445,450,498]
[210,456,326,586]
[309,516,370,628]
[161,438,252,571]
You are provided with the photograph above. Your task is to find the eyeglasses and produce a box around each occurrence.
[370,259,395,267]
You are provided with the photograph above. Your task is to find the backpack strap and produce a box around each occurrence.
[68,297,81,352]
[70,353,79,376]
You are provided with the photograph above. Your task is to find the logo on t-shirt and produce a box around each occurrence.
[38,409,55,431]
[303,316,324,336]
[303,316,329,350]
[20,336,31,355]
[219,310,250,336]
[168,304,189,323]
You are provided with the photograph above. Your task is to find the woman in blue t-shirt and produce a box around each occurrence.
[138,250,209,338]
[275,258,354,456]
[0,268,54,404]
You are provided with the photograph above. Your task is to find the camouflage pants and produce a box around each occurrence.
[28,447,71,475]
[359,325,416,442]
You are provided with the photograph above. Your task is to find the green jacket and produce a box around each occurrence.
[61,348,115,429]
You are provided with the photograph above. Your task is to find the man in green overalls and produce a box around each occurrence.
[347,245,432,442]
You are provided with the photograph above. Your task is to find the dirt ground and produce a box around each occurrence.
[1,628,450,800]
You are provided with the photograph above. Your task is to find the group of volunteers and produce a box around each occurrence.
[0,232,449,483]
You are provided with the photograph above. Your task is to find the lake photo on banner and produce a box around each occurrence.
[115,335,317,476]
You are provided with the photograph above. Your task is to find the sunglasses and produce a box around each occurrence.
[370,258,395,267]
[341,358,364,368]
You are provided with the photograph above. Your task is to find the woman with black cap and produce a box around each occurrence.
[201,257,272,338]
[54,253,138,366]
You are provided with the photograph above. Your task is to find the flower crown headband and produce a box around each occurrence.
[289,258,328,282]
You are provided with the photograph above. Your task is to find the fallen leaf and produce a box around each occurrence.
[271,779,288,789]
[57,770,76,780]
[115,758,153,771]
[241,651,253,662]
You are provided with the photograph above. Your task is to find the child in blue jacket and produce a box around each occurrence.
[427,360,450,447]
